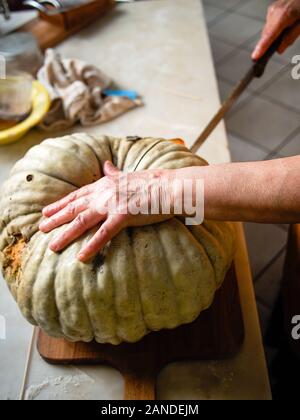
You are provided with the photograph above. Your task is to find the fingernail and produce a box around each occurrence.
[50,241,60,252]
[42,207,52,217]
[39,221,48,232]
[252,48,259,59]
[77,253,86,262]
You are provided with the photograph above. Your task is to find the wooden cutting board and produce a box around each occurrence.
[38,263,244,400]
[18,0,115,51]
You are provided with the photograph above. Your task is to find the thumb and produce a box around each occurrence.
[103,161,121,176]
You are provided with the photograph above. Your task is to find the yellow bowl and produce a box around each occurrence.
[0,81,50,146]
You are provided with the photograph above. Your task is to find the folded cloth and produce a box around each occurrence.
[37,49,142,131]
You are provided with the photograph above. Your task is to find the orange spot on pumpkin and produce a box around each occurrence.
[169,138,186,146]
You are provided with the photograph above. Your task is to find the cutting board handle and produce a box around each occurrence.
[123,366,157,400]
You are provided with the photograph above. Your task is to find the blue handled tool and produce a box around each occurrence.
[103,89,139,100]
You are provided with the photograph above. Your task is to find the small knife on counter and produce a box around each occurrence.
[190,31,289,154]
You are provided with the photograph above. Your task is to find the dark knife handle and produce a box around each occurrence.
[253,29,289,78]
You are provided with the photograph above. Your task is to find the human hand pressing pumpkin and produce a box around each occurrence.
[252,0,300,60]
[39,161,174,263]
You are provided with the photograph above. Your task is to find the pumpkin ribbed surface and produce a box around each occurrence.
[0,134,235,344]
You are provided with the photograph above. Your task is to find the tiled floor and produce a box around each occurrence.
[203,0,300,357]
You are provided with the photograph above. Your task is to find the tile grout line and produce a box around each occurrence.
[232,1,270,24]
[276,224,290,232]
[239,42,287,64]
[202,0,251,10]
[226,128,275,154]
[207,10,232,29]
[212,29,290,66]
[217,62,292,117]
[264,125,300,158]
[227,129,273,156]
[256,295,269,311]
[259,89,300,115]
[249,64,291,95]
[205,0,267,23]
[256,295,276,312]
[213,31,262,66]
[254,246,287,284]
[203,0,251,13]
[229,123,300,158]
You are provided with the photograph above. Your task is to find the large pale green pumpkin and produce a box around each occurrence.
[0,134,235,344]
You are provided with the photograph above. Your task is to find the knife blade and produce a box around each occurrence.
[190,31,288,154]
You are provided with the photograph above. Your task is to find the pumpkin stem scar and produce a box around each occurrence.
[2,235,27,293]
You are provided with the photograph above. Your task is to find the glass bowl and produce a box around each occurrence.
[0,71,33,122]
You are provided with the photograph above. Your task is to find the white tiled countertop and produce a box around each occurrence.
[0,0,271,400]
